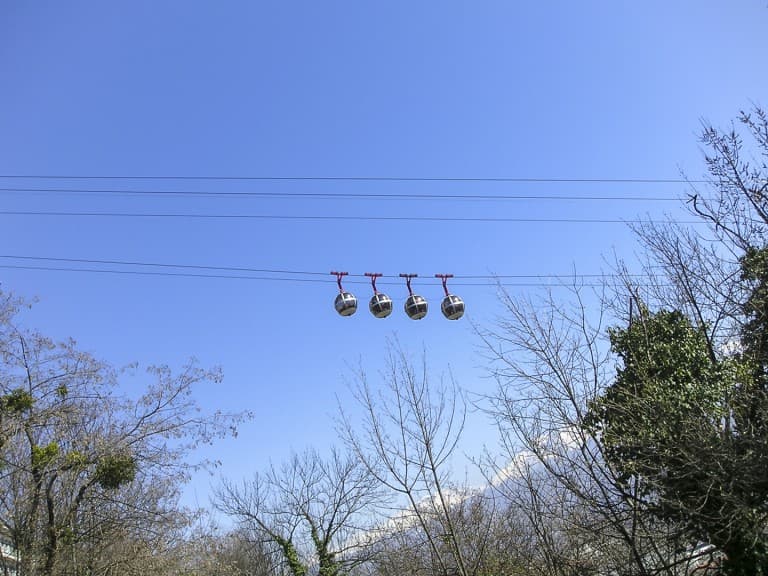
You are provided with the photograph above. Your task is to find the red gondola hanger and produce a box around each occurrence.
[331,271,357,316]
[365,272,393,318]
[400,273,428,320]
[435,274,465,320]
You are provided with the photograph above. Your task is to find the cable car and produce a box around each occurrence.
[335,292,358,316]
[331,271,357,316]
[405,294,428,320]
[436,274,464,320]
[365,273,392,318]
[401,274,428,320]
[369,293,393,318]
[441,294,464,320]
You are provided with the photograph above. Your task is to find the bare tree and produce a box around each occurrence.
[175,521,275,576]
[478,283,699,576]
[0,289,248,576]
[216,446,382,576]
[478,106,768,576]
[338,344,497,576]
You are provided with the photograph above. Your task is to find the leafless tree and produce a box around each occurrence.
[216,446,383,576]
[174,520,275,576]
[338,344,499,576]
[0,289,248,576]
[477,107,768,575]
[478,282,700,576]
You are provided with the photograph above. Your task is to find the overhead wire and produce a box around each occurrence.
[0,174,710,183]
[0,175,701,287]
[0,255,665,288]
[0,176,699,222]
[0,264,658,288]
[0,186,683,202]
[0,255,328,277]
[0,211,700,224]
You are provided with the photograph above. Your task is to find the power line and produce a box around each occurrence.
[0,264,656,288]
[0,264,331,283]
[0,211,700,224]
[0,255,661,286]
[0,174,709,184]
[0,255,328,277]
[0,186,682,202]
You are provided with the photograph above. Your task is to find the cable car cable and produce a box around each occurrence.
[0,264,666,288]
[0,255,671,281]
[0,210,701,224]
[0,255,328,276]
[0,187,684,202]
[0,174,710,184]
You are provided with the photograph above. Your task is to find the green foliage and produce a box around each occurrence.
[59,526,76,546]
[1,388,35,413]
[736,246,768,433]
[586,309,730,484]
[317,549,340,576]
[95,453,137,489]
[31,442,60,470]
[276,537,307,576]
[64,450,89,469]
[586,300,768,575]
[741,246,768,319]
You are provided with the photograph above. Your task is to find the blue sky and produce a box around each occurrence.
[1,1,766,507]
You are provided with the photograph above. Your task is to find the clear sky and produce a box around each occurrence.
[1,1,766,507]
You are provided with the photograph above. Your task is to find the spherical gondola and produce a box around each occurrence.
[400,273,428,320]
[405,294,428,320]
[365,272,393,318]
[331,271,357,317]
[436,273,464,320]
[369,293,393,318]
[441,294,465,320]
[335,292,358,316]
